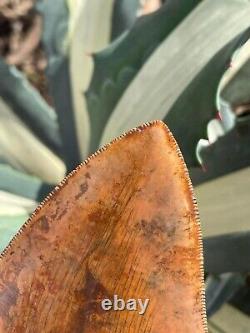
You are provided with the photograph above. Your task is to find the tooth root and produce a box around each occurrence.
[0,120,207,333]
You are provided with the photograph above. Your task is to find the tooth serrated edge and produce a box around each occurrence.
[0,119,208,332]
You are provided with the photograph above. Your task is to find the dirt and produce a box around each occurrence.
[0,0,50,102]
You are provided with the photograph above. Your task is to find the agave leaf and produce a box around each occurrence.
[209,303,250,332]
[37,0,80,171]
[204,232,250,274]
[193,117,250,185]
[0,193,36,253]
[101,0,250,166]
[0,147,26,174]
[86,0,200,152]
[165,30,249,167]
[0,99,66,184]
[194,167,250,238]
[112,0,139,39]
[0,214,28,253]
[216,39,250,132]
[195,168,250,275]
[0,59,61,153]
[0,121,207,332]
[0,205,28,216]
[67,0,81,21]
[0,191,37,214]
[217,41,250,135]
[221,60,250,107]
[69,0,115,159]
[206,119,225,145]
[218,39,250,107]
[205,273,245,317]
[0,164,53,202]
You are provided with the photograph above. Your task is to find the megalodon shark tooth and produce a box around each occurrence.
[0,121,207,332]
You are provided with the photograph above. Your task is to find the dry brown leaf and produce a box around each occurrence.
[0,0,49,101]
[6,14,42,66]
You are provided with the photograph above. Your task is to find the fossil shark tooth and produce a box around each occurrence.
[0,120,207,332]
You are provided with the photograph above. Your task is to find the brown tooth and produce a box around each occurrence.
[0,120,207,333]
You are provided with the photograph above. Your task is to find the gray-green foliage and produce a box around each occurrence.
[111,0,140,40]
[0,164,53,201]
[192,116,250,185]
[86,0,201,152]
[0,214,28,252]
[0,58,61,152]
[164,28,250,166]
[37,0,80,171]
[97,0,250,168]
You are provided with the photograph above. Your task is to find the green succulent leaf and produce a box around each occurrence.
[165,29,250,167]
[0,164,53,202]
[0,191,37,214]
[218,39,250,106]
[0,98,66,184]
[68,0,115,159]
[86,0,201,152]
[217,40,250,132]
[37,0,80,171]
[205,273,245,315]
[204,233,250,274]
[191,116,250,186]
[195,167,250,273]
[0,58,61,153]
[100,0,250,167]
[112,0,139,40]
[221,60,250,107]
[0,214,28,253]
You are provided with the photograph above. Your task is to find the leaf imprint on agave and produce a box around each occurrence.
[0,120,207,332]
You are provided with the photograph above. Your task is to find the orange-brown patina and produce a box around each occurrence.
[0,121,207,332]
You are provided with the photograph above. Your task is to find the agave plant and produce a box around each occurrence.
[0,0,250,323]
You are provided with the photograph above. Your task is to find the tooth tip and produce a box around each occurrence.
[0,120,207,332]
